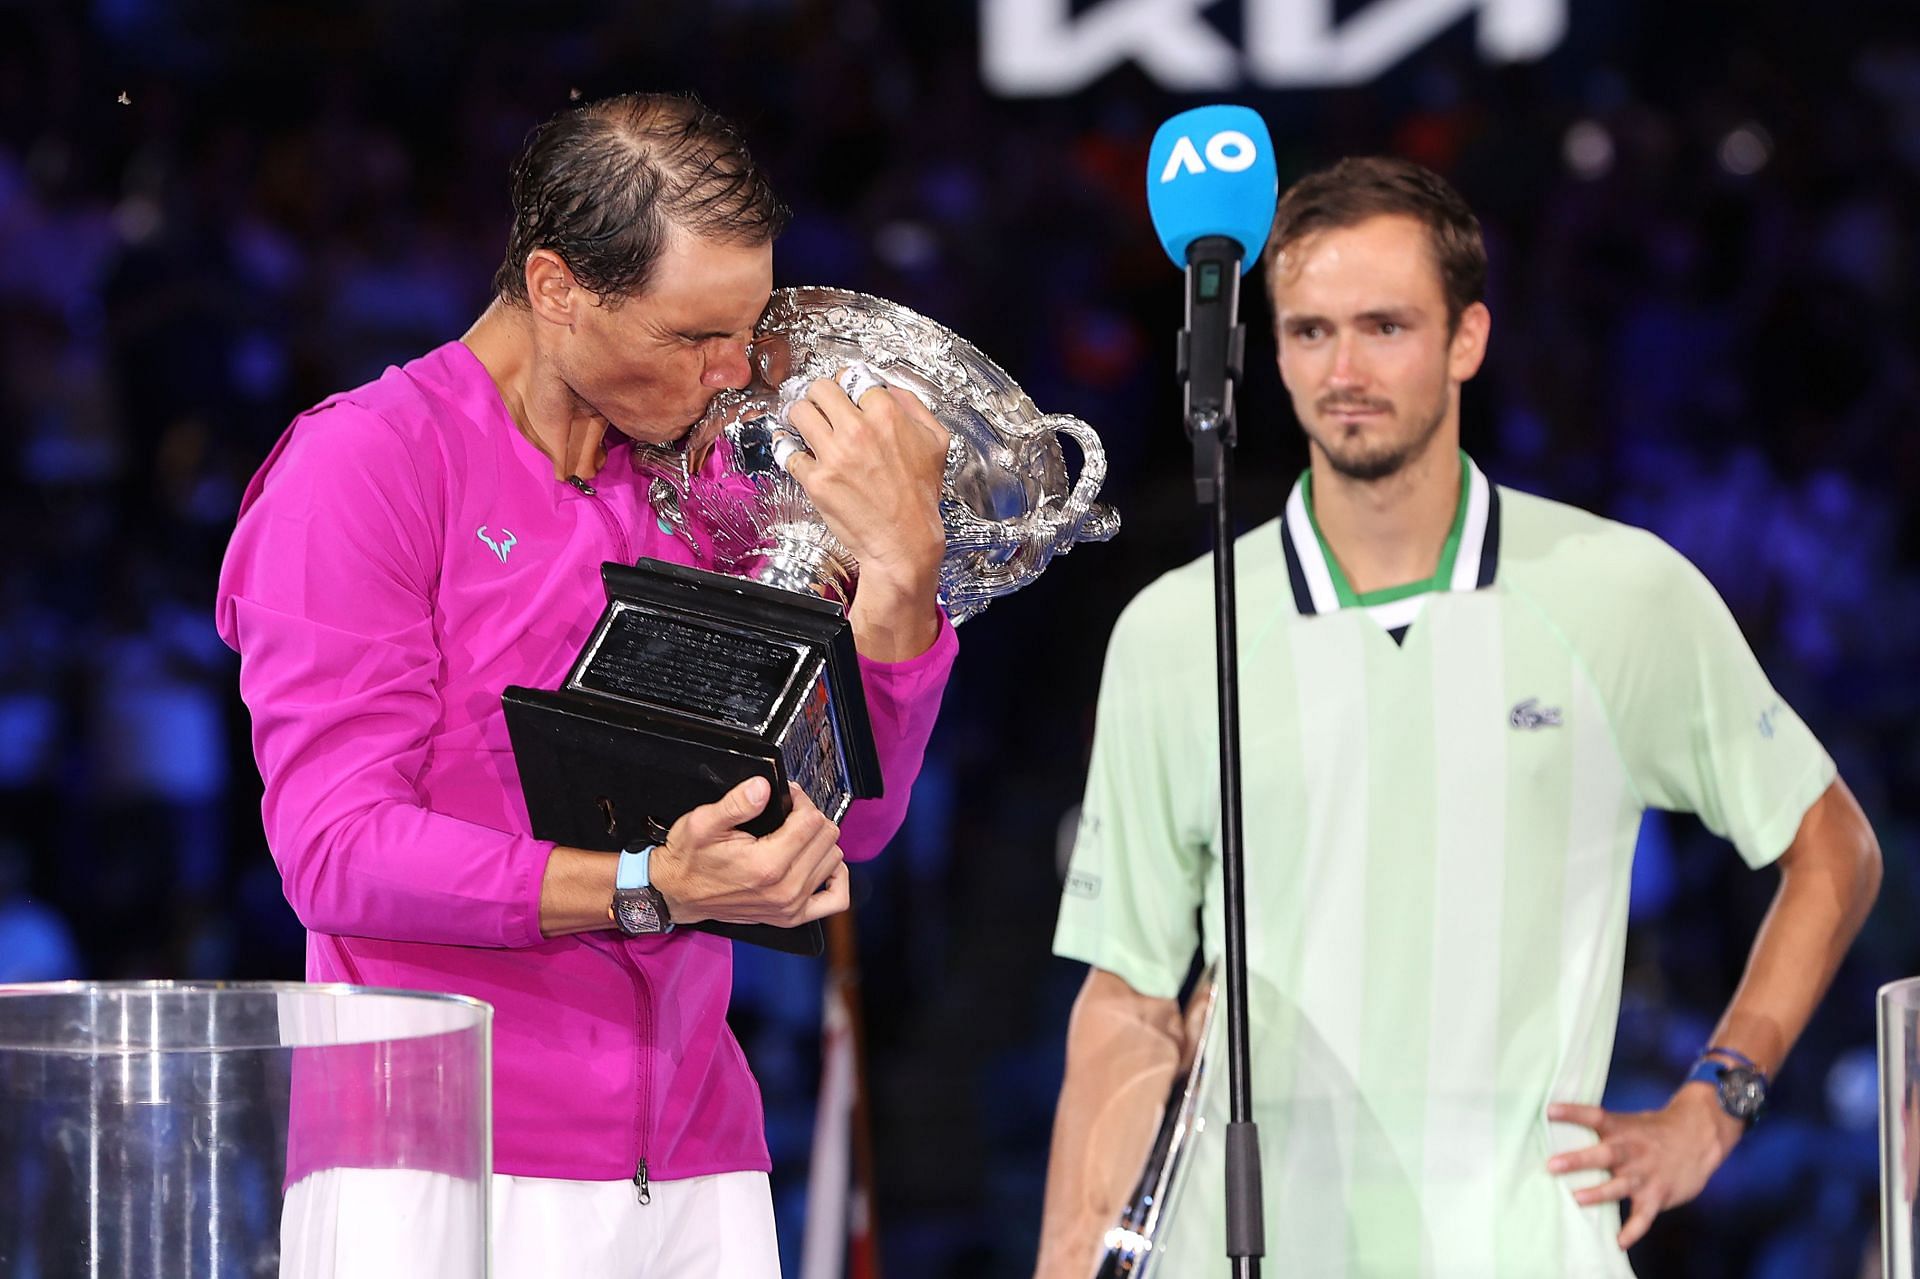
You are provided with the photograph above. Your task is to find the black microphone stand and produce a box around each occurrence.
[1178,234,1263,1279]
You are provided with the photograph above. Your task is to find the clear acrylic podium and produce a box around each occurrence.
[1887,978,1920,1279]
[0,982,491,1278]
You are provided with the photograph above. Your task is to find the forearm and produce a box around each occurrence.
[539,846,621,937]
[837,609,957,862]
[1703,779,1881,1075]
[1034,972,1184,1279]
[848,561,941,662]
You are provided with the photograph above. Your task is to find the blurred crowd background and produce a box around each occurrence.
[2,0,1916,1275]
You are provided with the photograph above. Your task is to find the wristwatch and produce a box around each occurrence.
[1685,1047,1768,1125]
[610,842,674,936]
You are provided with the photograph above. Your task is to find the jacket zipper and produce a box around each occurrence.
[576,467,649,1197]
[566,473,633,564]
[615,941,655,1205]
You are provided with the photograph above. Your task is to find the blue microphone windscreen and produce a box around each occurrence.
[1146,105,1279,274]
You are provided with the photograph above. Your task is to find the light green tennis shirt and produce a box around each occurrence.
[1053,455,1835,1278]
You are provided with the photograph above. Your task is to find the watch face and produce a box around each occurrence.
[614,887,669,935]
[1717,1066,1767,1120]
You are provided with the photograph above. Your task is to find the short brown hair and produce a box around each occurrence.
[491,91,789,306]
[1263,156,1485,327]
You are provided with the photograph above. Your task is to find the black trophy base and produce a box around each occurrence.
[504,685,822,955]
[503,558,884,958]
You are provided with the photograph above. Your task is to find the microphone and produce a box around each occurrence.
[1145,106,1278,495]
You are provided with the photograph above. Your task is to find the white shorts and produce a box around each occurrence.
[280,1165,781,1278]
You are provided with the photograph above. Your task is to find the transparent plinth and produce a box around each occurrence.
[1885,978,1920,1279]
[0,982,491,1278]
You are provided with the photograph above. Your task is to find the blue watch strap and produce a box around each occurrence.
[1701,1045,1762,1073]
[1685,1058,1725,1087]
[616,843,659,892]
[1686,1046,1769,1088]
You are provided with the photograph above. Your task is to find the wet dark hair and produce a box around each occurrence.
[1263,156,1486,328]
[491,91,789,306]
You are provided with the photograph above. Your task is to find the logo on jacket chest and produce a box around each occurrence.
[476,525,517,564]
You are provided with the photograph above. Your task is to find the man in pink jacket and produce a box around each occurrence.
[216,92,956,1276]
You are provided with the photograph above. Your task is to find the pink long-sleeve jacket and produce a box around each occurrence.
[215,341,955,1183]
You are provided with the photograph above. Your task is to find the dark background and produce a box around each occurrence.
[1,0,1915,1275]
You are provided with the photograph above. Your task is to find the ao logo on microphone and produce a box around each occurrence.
[1145,105,1277,269]
[1158,129,1260,183]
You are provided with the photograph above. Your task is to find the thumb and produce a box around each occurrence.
[679,775,772,843]
[720,774,773,824]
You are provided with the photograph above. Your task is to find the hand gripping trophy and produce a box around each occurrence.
[503,287,1119,953]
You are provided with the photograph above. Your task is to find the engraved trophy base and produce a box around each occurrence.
[503,559,883,957]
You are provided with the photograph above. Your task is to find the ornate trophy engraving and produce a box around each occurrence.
[634,285,1121,624]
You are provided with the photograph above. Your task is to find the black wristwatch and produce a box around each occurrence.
[610,842,674,937]
[1685,1047,1768,1125]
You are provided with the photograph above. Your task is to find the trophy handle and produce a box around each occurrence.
[939,414,1119,624]
[1042,414,1121,545]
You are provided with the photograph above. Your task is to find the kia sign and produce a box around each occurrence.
[981,0,1568,96]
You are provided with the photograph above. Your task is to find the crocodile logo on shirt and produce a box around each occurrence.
[476,525,517,564]
[1509,698,1564,730]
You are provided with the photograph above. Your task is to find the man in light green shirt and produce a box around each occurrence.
[1032,156,1882,1279]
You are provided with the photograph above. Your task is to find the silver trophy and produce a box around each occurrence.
[634,286,1120,623]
